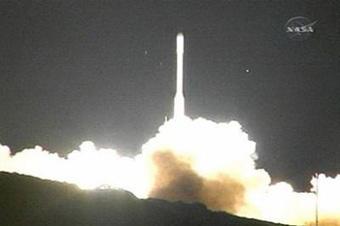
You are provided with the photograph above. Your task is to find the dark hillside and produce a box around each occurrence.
[0,172,292,226]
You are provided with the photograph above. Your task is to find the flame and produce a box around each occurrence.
[0,116,339,225]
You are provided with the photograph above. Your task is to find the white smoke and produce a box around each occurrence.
[0,141,149,198]
[0,116,339,225]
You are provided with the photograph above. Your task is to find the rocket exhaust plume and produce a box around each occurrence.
[174,33,185,119]
[2,119,340,225]
[2,33,340,225]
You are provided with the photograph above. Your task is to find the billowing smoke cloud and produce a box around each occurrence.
[0,141,149,197]
[1,116,340,225]
[149,150,245,213]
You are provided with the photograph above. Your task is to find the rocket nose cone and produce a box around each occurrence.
[177,33,184,53]
[177,33,184,41]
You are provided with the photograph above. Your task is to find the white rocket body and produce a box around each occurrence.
[174,33,185,119]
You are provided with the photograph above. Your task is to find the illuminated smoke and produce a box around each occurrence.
[1,116,340,225]
[0,141,149,197]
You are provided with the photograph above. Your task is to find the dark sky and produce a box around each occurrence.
[0,0,339,191]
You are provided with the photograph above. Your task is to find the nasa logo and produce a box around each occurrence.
[285,16,317,41]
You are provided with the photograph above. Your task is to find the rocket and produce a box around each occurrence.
[173,33,185,119]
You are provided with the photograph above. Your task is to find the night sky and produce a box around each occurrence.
[0,0,339,191]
